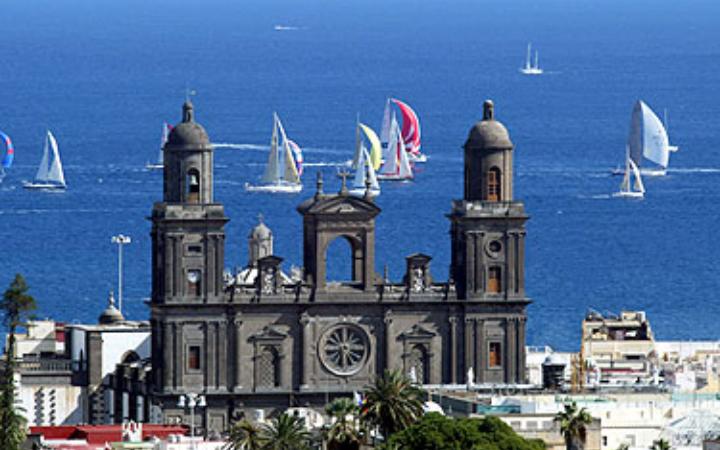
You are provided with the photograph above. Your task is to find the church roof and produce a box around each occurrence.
[465,100,513,150]
[166,101,212,150]
[98,292,125,325]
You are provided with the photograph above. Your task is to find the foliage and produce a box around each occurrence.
[649,438,671,450]
[616,444,629,450]
[323,397,364,450]
[260,413,312,450]
[554,402,593,450]
[387,413,545,450]
[224,419,264,450]
[360,369,425,439]
[0,274,36,450]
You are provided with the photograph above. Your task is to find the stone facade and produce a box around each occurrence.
[149,100,531,434]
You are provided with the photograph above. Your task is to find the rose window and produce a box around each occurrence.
[320,325,369,376]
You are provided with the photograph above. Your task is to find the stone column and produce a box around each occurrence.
[506,318,517,383]
[518,317,527,383]
[384,312,393,371]
[174,322,184,388]
[449,317,457,383]
[300,313,312,389]
[163,322,174,390]
[475,319,485,383]
[518,231,526,295]
[464,318,473,382]
[218,321,227,390]
[506,232,516,297]
[233,316,243,391]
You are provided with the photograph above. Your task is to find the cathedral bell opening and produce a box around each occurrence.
[187,169,200,203]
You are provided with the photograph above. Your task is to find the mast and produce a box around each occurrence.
[526,43,531,69]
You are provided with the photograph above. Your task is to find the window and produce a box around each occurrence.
[488,267,502,293]
[489,342,502,367]
[487,167,501,201]
[408,344,430,384]
[188,346,201,370]
[187,169,200,203]
[187,270,201,296]
[187,245,202,254]
[258,346,280,388]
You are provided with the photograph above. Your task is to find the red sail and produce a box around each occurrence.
[391,98,421,154]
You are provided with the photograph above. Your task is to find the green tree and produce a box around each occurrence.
[260,413,312,450]
[323,397,364,450]
[360,369,424,439]
[554,402,593,450]
[387,413,545,450]
[649,438,671,450]
[0,274,36,450]
[224,419,264,450]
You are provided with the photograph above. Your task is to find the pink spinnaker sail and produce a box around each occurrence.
[391,99,421,154]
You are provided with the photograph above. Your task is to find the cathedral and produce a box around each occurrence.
[148,99,530,433]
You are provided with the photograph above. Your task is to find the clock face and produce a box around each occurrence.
[187,270,200,283]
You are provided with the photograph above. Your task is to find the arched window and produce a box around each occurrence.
[408,344,430,384]
[487,167,501,201]
[187,168,200,203]
[325,236,355,284]
[488,267,502,293]
[258,346,280,388]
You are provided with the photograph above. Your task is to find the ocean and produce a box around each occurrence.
[1,0,719,350]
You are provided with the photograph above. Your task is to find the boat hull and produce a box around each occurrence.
[611,167,666,177]
[349,188,380,198]
[520,68,543,75]
[376,173,413,181]
[145,163,163,171]
[612,191,644,199]
[244,182,302,194]
[23,182,66,190]
[408,153,428,163]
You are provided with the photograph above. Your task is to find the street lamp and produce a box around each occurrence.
[178,393,206,447]
[111,234,131,314]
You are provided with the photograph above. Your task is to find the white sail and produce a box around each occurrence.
[352,146,380,190]
[534,51,539,70]
[262,114,281,183]
[630,159,645,194]
[380,115,400,175]
[628,100,671,169]
[34,133,51,182]
[525,43,532,71]
[277,118,299,183]
[158,122,169,165]
[397,130,413,179]
[46,131,65,186]
[379,98,391,145]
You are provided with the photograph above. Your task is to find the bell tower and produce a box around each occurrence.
[449,100,529,301]
[150,101,228,306]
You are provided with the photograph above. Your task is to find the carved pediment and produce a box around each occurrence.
[400,324,436,340]
[249,326,287,342]
[297,194,381,218]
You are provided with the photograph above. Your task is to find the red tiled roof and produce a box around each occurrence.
[30,424,188,445]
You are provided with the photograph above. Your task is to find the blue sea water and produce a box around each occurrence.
[1,0,719,350]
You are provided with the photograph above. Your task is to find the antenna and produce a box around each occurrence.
[184,83,197,103]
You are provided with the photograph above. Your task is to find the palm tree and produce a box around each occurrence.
[650,438,671,450]
[323,397,364,450]
[360,369,424,440]
[224,419,264,450]
[261,413,312,450]
[554,401,593,450]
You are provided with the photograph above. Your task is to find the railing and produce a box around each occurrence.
[18,358,73,373]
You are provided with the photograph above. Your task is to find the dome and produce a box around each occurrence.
[249,215,272,240]
[99,292,125,324]
[465,100,513,150]
[166,101,212,149]
[543,354,566,366]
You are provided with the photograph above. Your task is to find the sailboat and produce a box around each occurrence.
[520,43,543,75]
[377,114,413,181]
[245,113,303,193]
[380,98,426,163]
[612,101,679,177]
[146,122,172,170]
[0,131,14,182]
[349,146,380,197]
[613,146,645,198]
[24,131,66,190]
[348,123,381,197]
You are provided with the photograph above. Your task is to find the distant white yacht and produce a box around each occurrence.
[520,43,543,75]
